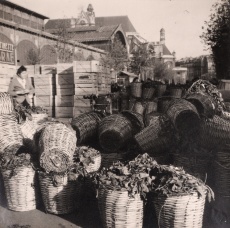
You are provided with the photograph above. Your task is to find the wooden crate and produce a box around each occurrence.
[0,84,9,92]
[75,87,97,95]
[56,84,75,96]
[55,106,92,118]
[73,60,100,73]
[35,85,54,96]
[40,65,56,75]
[55,95,91,107]
[56,63,73,74]
[0,75,12,86]
[56,73,74,85]
[73,107,92,117]
[34,95,54,107]
[74,72,97,83]
[25,65,40,75]
[33,74,54,86]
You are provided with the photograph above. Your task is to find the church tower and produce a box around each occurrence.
[160,28,165,44]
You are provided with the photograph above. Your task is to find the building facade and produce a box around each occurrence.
[0,1,106,67]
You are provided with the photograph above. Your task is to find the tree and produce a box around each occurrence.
[100,37,128,71]
[26,48,43,65]
[201,0,230,79]
[154,61,174,81]
[129,44,155,75]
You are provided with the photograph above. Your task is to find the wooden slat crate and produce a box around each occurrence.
[35,85,54,96]
[0,85,9,92]
[73,60,100,73]
[33,74,54,86]
[0,75,12,86]
[55,95,91,107]
[56,84,75,96]
[75,87,97,95]
[40,65,56,75]
[25,65,40,75]
[56,73,74,85]
[73,107,92,117]
[34,95,54,107]
[55,106,92,118]
[56,63,73,74]
[74,72,97,83]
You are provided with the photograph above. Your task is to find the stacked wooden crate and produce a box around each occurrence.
[33,73,55,117]
[0,64,13,92]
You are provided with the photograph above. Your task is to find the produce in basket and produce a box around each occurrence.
[74,146,101,173]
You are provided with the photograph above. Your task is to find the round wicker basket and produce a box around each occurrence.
[71,112,103,145]
[133,101,145,115]
[39,123,77,173]
[98,187,143,228]
[1,166,36,211]
[20,120,36,140]
[131,82,142,98]
[0,92,14,115]
[169,88,183,98]
[145,101,158,115]
[98,114,133,152]
[142,87,155,99]
[38,172,81,214]
[0,114,23,153]
[156,84,167,97]
[153,192,206,228]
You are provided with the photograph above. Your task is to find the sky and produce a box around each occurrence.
[11,0,218,59]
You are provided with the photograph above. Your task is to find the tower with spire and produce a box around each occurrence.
[160,28,165,44]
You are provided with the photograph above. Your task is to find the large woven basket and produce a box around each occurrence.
[142,87,155,99]
[133,101,145,115]
[156,84,167,97]
[157,97,172,113]
[0,114,23,153]
[38,172,81,214]
[186,93,217,118]
[169,88,183,98]
[99,114,133,152]
[145,101,158,115]
[98,187,143,228]
[71,112,103,145]
[214,150,230,197]
[1,166,36,211]
[31,113,48,130]
[134,115,174,155]
[131,82,142,98]
[199,115,230,150]
[39,123,77,173]
[0,92,14,114]
[173,153,211,182]
[166,99,200,135]
[153,192,206,228]
[121,110,145,135]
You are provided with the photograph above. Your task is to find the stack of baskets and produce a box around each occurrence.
[131,82,142,98]
[0,92,14,115]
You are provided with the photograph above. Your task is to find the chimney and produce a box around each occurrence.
[160,28,165,44]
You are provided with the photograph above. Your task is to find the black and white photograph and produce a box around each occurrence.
[0,0,229,227]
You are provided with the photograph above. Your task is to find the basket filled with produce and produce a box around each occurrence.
[74,146,101,173]
[98,114,133,152]
[39,122,77,173]
[38,166,83,214]
[0,92,14,115]
[166,99,200,136]
[131,82,142,98]
[71,112,104,145]
[149,165,214,228]
[0,114,23,153]
[169,85,183,98]
[0,149,37,211]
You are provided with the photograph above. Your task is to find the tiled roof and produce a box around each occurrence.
[95,16,136,33]
[45,19,71,29]
[72,25,119,42]
[162,44,172,55]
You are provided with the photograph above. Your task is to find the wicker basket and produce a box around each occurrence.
[0,114,23,153]
[214,150,230,197]
[99,114,133,152]
[20,119,36,140]
[131,82,142,98]
[156,84,167,97]
[0,92,14,114]
[98,187,143,228]
[169,88,183,98]
[173,154,211,182]
[38,172,81,214]
[145,101,158,115]
[142,87,155,99]
[153,192,206,228]
[71,112,103,145]
[199,115,230,150]
[134,115,174,155]
[186,93,217,118]
[121,110,145,135]
[133,101,145,115]
[166,99,200,135]
[31,113,48,130]
[144,112,162,127]
[39,123,77,173]
[1,166,36,211]
[157,97,172,113]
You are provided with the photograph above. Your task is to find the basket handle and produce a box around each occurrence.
[215,160,230,170]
